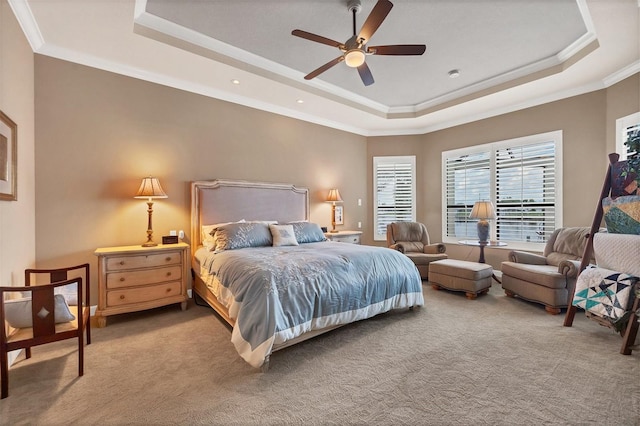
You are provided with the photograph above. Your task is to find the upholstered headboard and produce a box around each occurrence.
[190,179,309,249]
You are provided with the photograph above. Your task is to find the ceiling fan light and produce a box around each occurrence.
[345,49,366,68]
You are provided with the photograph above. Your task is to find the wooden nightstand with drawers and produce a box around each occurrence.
[324,231,362,244]
[94,242,189,327]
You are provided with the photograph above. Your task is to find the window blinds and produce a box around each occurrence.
[373,156,416,241]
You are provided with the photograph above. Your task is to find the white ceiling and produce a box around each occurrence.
[9,0,640,136]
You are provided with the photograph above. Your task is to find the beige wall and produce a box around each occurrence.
[34,55,367,303]
[367,75,639,269]
[32,53,639,299]
[0,0,36,287]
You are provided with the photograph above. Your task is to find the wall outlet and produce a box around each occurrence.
[357,221,362,229]
[178,230,185,240]
[169,230,177,236]
[358,198,362,206]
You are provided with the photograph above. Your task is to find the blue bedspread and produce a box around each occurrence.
[202,241,423,367]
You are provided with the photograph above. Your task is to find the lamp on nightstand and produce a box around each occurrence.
[469,200,496,243]
[134,177,168,247]
[326,188,343,233]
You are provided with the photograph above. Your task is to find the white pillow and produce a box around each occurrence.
[269,224,299,247]
[4,294,76,328]
[202,220,245,250]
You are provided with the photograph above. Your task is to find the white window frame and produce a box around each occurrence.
[441,131,563,251]
[373,155,416,241]
[616,111,640,158]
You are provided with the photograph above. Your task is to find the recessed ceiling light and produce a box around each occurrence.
[296,99,304,104]
[448,69,460,79]
[231,79,240,85]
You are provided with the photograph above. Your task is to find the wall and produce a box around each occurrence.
[606,73,640,153]
[34,55,367,304]
[0,0,36,287]
[367,77,639,269]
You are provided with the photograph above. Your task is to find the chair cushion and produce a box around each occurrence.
[545,227,590,266]
[501,262,567,289]
[405,253,447,266]
[4,294,76,328]
[396,241,424,253]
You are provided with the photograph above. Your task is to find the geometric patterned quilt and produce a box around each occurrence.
[572,266,639,324]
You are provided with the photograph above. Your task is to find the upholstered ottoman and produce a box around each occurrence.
[428,259,493,299]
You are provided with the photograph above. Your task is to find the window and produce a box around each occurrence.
[616,112,640,158]
[373,156,416,241]
[442,131,562,249]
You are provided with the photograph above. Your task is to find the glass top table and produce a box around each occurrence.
[458,240,507,264]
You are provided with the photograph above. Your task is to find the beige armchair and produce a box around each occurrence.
[387,222,447,280]
[501,227,592,314]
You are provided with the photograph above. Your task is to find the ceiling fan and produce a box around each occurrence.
[291,0,426,86]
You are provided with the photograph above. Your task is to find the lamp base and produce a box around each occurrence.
[142,241,158,247]
[477,220,490,243]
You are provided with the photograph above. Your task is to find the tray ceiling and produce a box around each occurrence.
[9,0,640,136]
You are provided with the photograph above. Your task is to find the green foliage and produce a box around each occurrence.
[625,130,640,173]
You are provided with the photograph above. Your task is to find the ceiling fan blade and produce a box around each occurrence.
[367,44,426,55]
[304,56,345,80]
[358,0,393,44]
[357,62,374,86]
[292,29,343,49]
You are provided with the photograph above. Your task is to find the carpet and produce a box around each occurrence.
[1,282,638,425]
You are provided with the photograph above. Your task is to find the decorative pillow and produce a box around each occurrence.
[4,294,76,328]
[269,224,299,247]
[602,195,640,234]
[289,222,326,244]
[213,222,272,252]
[572,266,638,324]
[202,220,246,250]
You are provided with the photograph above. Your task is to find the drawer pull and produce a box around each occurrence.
[119,277,125,282]
[165,257,172,262]
[166,272,172,277]
[120,295,125,300]
[119,261,125,265]
[166,288,171,293]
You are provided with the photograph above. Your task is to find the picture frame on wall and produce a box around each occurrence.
[0,110,17,201]
[334,205,344,225]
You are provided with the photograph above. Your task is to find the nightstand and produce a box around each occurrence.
[324,231,362,244]
[94,242,189,327]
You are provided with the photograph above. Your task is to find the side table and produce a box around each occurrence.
[458,240,507,282]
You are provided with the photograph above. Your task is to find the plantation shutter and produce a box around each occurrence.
[373,156,416,241]
[495,141,556,243]
[444,152,491,240]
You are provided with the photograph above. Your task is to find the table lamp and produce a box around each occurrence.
[134,177,168,247]
[326,188,343,233]
[469,200,496,243]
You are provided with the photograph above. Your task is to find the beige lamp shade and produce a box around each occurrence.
[134,177,167,247]
[326,188,343,203]
[134,177,168,200]
[469,201,496,220]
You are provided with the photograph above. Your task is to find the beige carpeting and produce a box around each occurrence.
[1,282,639,425]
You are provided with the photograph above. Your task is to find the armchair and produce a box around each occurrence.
[501,227,592,314]
[386,222,447,280]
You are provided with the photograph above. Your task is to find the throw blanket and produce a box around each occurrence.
[572,266,638,325]
[202,242,423,367]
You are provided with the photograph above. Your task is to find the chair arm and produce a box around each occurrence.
[558,260,581,278]
[389,243,405,253]
[508,251,547,264]
[423,243,446,254]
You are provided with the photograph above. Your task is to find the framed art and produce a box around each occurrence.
[0,110,17,201]
[334,205,344,225]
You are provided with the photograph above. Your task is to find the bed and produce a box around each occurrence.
[190,179,424,369]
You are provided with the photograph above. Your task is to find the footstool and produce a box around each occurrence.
[428,259,493,299]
